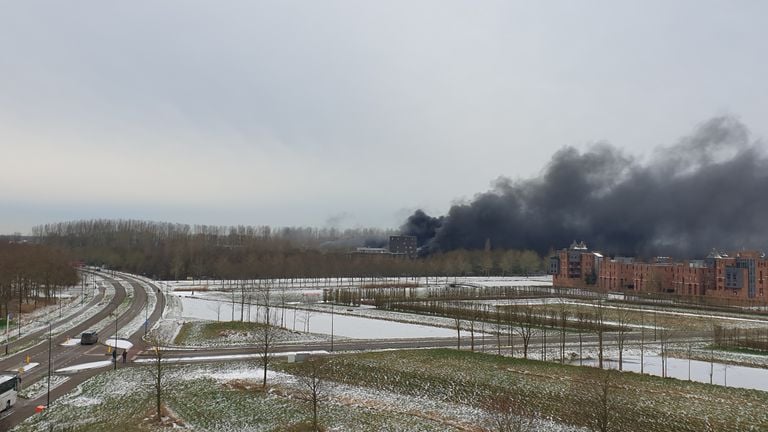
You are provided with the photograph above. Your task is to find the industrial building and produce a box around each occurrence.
[388,235,417,258]
[350,235,418,259]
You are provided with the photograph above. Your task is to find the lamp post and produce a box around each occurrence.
[5,312,10,355]
[144,295,149,336]
[47,321,52,407]
[113,312,118,370]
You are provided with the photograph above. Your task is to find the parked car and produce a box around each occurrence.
[81,331,99,345]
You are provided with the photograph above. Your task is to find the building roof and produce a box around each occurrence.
[569,240,588,251]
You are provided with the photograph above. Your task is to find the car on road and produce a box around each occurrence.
[80,331,98,345]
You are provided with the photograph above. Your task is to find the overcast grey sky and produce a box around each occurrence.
[1,1,767,234]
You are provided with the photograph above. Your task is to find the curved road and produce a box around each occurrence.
[0,271,165,430]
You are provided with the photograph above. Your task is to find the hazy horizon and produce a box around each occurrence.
[3,1,768,235]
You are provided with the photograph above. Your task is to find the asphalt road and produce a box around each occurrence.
[0,272,165,431]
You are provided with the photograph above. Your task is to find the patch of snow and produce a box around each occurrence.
[64,396,103,407]
[56,361,113,373]
[134,350,329,364]
[103,339,133,350]
[16,362,39,373]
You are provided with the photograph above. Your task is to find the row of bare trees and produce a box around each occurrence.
[33,219,393,248]
[712,325,768,352]
[33,219,546,280]
[0,242,79,322]
[380,299,629,360]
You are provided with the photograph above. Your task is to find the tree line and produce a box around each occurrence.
[32,219,546,279]
[0,242,79,323]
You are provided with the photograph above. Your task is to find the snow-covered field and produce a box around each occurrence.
[12,353,588,432]
[12,273,768,431]
[177,295,469,339]
[156,275,768,395]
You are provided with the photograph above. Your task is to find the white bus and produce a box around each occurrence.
[0,374,19,411]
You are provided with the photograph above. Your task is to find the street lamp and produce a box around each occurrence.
[47,321,52,407]
[113,312,119,370]
[144,293,149,336]
[4,312,10,355]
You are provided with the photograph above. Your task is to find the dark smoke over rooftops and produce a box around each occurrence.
[402,117,768,258]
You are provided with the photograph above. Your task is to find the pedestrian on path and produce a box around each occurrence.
[122,349,127,363]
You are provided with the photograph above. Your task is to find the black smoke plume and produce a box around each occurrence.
[402,117,768,258]
[401,210,444,248]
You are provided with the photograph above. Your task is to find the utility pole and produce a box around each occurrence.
[47,322,52,407]
[144,296,149,336]
[114,313,118,370]
[5,312,9,355]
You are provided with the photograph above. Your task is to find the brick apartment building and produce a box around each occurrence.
[548,241,768,302]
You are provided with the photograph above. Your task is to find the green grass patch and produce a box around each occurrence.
[173,320,327,347]
[279,349,768,432]
[14,349,768,431]
[13,362,453,432]
[175,321,263,344]
[12,367,159,432]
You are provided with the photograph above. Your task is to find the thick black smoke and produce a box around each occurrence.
[402,117,768,258]
[401,210,444,247]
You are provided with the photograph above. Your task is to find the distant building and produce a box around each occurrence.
[548,241,603,288]
[549,243,768,302]
[353,247,389,255]
[388,235,417,258]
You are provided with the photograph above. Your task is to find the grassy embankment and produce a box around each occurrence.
[12,349,768,432]
[174,321,327,347]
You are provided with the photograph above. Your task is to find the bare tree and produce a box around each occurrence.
[514,306,538,359]
[558,300,569,364]
[484,393,533,432]
[612,309,631,371]
[302,307,315,332]
[640,308,645,374]
[658,325,675,378]
[709,320,717,384]
[508,310,515,358]
[469,307,477,352]
[495,308,503,355]
[279,283,288,327]
[295,357,329,431]
[300,293,317,332]
[145,333,167,424]
[239,280,249,322]
[255,284,279,388]
[581,369,619,432]
[576,306,587,366]
[454,315,462,350]
[594,301,607,369]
